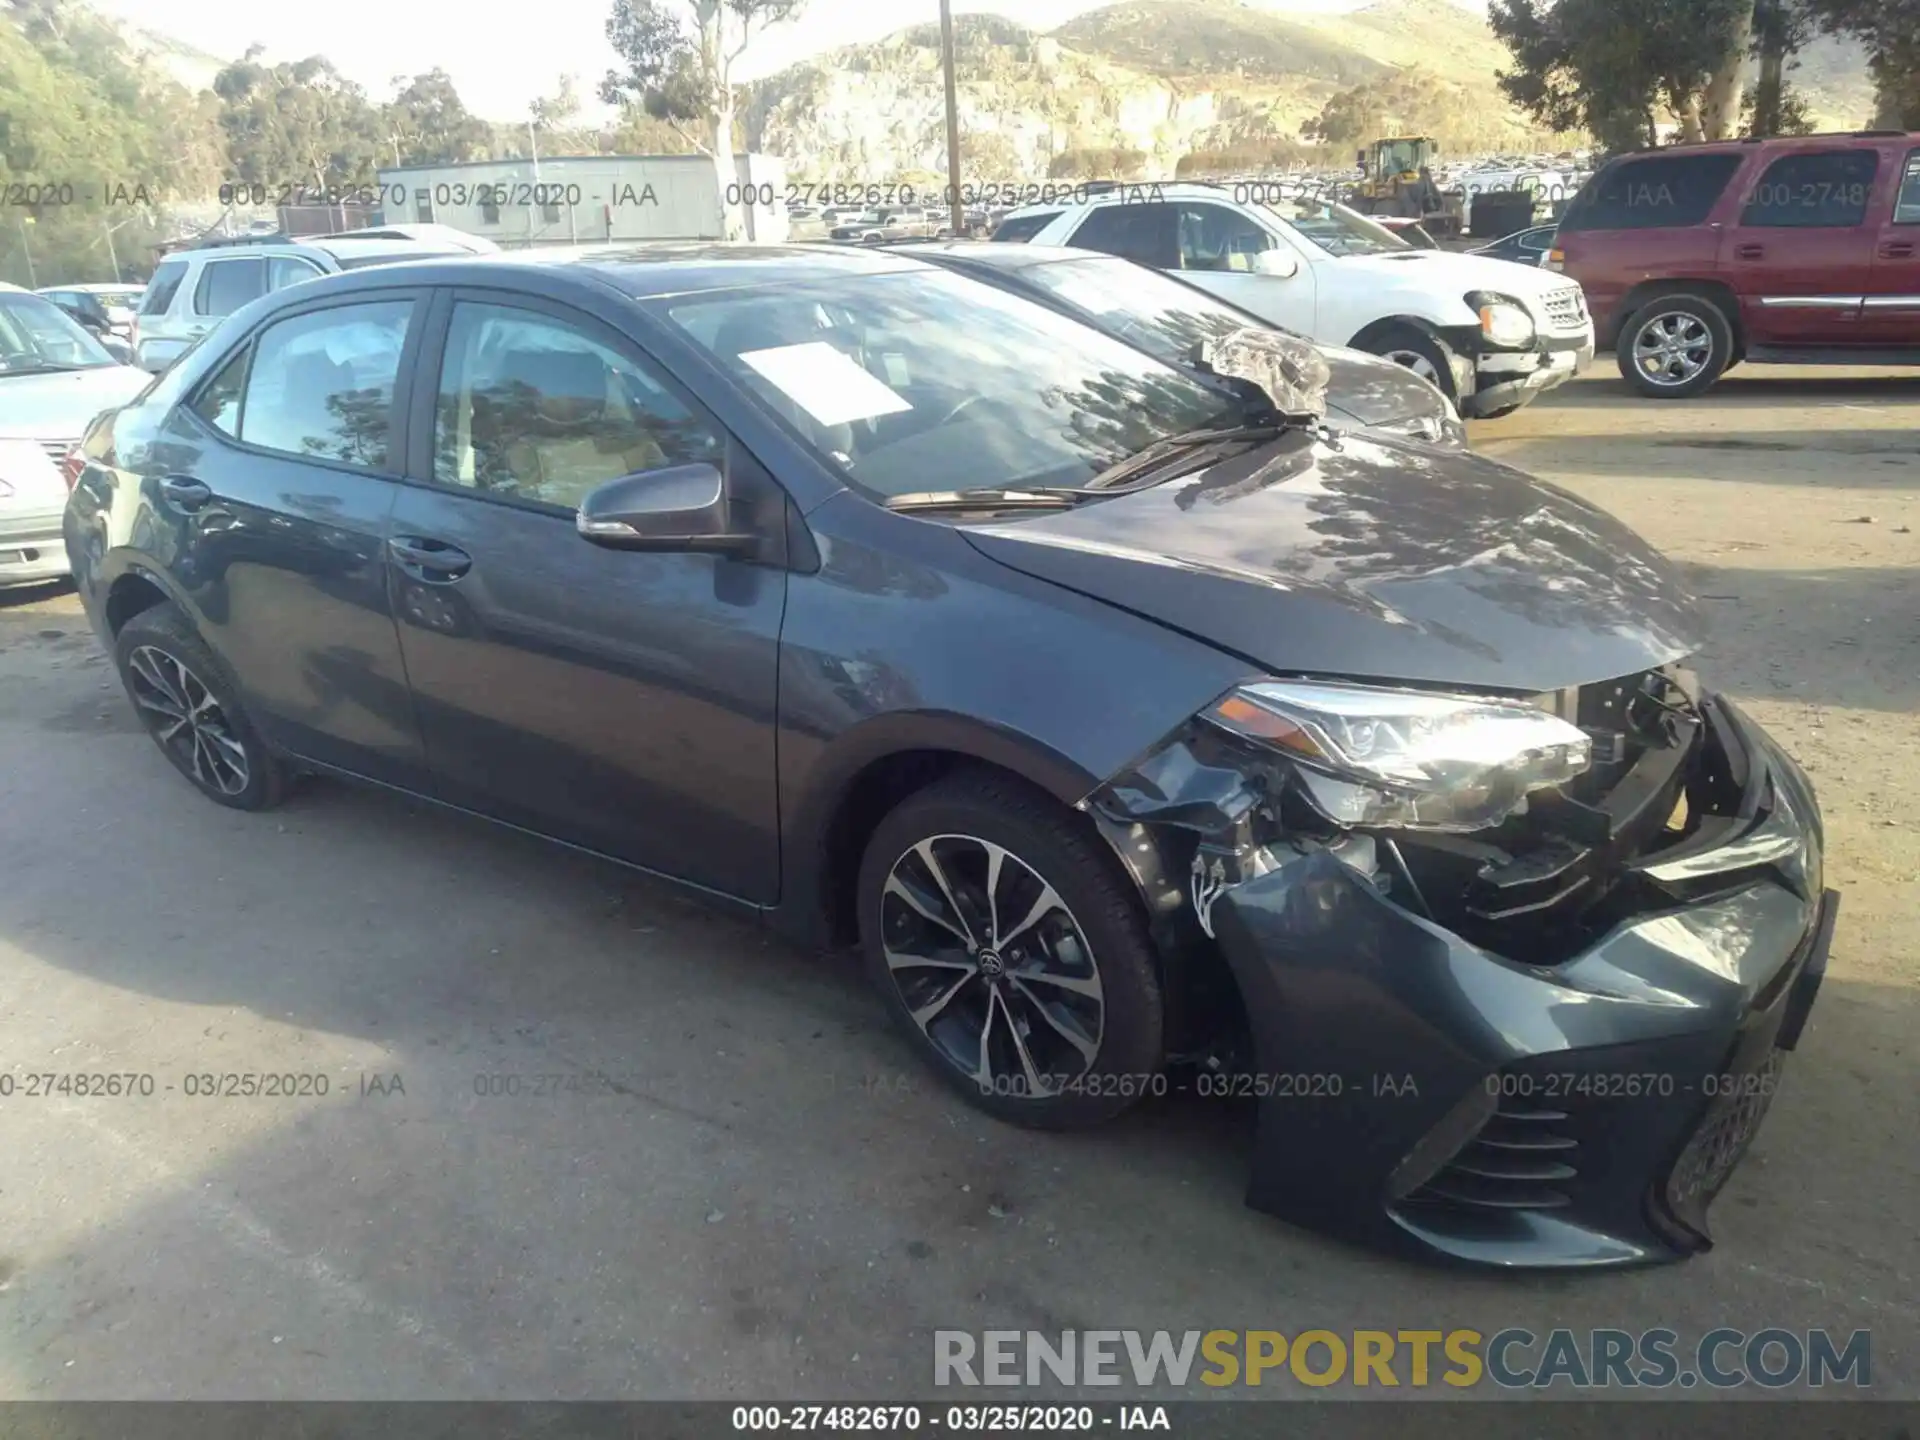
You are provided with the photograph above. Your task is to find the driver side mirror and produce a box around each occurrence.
[1251,249,1299,279]
[576,463,757,557]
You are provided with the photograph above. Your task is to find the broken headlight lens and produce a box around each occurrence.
[1204,680,1592,833]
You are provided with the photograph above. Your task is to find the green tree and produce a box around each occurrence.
[1799,0,1920,126]
[384,69,490,167]
[1746,0,1818,135]
[1489,0,1757,148]
[0,6,205,283]
[600,0,806,238]
[213,50,381,190]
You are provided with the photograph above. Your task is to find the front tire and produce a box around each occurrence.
[1365,324,1460,405]
[857,771,1165,1129]
[114,602,286,811]
[1617,296,1733,399]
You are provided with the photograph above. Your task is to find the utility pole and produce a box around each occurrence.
[939,0,963,238]
[18,217,34,287]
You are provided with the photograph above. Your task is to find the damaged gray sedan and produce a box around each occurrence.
[66,245,1833,1270]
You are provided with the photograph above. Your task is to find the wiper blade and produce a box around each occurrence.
[884,486,1088,513]
[1083,422,1287,491]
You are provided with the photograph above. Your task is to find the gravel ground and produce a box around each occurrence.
[0,364,1915,1414]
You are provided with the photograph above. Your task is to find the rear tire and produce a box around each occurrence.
[1365,324,1460,405]
[1616,296,1733,399]
[114,602,286,811]
[856,770,1164,1129]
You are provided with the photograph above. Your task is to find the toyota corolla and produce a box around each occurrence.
[63,245,1834,1269]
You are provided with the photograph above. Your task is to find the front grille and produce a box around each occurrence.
[37,438,78,466]
[1410,1100,1579,1211]
[1666,1048,1784,1215]
[1541,287,1589,332]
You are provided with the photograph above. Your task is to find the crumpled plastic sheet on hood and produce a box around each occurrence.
[1201,326,1332,421]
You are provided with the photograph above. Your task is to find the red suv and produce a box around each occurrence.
[1555,131,1920,397]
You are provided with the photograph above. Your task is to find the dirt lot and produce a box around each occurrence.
[1,364,1916,1410]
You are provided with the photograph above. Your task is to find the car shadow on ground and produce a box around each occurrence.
[1520,373,1920,411]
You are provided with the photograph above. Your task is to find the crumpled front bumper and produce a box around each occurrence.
[1195,697,1832,1268]
[1460,337,1594,417]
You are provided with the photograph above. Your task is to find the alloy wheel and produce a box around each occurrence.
[126,645,250,796]
[879,834,1104,1099]
[1631,312,1714,387]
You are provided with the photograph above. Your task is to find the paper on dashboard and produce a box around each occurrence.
[738,342,914,427]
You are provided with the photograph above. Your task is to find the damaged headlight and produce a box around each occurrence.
[1204,680,1592,833]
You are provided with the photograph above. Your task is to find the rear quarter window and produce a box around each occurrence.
[141,260,189,315]
[1559,153,1745,232]
[990,211,1062,243]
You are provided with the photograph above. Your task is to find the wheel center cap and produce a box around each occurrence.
[977,950,1005,978]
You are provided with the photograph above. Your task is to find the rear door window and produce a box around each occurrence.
[236,300,414,471]
[1068,203,1177,268]
[1740,150,1879,228]
[1175,203,1276,272]
[194,258,268,317]
[268,255,326,291]
[989,211,1061,242]
[1892,148,1920,225]
[1559,153,1744,232]
[141,260,189,316]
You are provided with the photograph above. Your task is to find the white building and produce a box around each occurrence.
[374,154,789,247]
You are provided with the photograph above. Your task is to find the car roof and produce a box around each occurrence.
[1000,181,1325,223]
[884,240,1116,272]
[38,282,143,294]
[244,242,933,305]
[1601,129,1920,161]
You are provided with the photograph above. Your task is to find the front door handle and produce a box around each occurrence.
[1735,243,1765,260]
[1881,241,1916,259]
[389,535,472,582]
[159,475,212,510]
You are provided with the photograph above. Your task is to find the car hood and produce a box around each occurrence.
[0,365,150,438]
[1332,248,1574,305]
[963,431,1702,692]
[1316,343,1456,428]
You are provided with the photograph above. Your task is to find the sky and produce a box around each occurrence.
[86,0,1490,121]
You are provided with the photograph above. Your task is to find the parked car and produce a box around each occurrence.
[37,283,146,346]
[132,232,485,374]
[1,284,152,588]
[891,240,1466,447]
[1555,130,1920,397]
[1470,224,1559,267]
[829,207,933,244]
[65,245,1834,1269]
[1005,184,1595,418]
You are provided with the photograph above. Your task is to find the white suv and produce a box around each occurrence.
[1007,184,1595,419]
[131,233,483,373]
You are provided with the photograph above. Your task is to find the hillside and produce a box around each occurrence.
[1051,0,1391,86]
[745,1,1570,180]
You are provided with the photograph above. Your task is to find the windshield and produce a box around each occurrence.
[1257,198,1410,258]
[1017,258,1260,369]
[0,294,119,372]
[654,270,1239,500]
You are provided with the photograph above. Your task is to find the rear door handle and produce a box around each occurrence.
[1735,243,1765,260]
[389,535,472,582]
[159,475,212,510]
[1882,241,1916,259]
